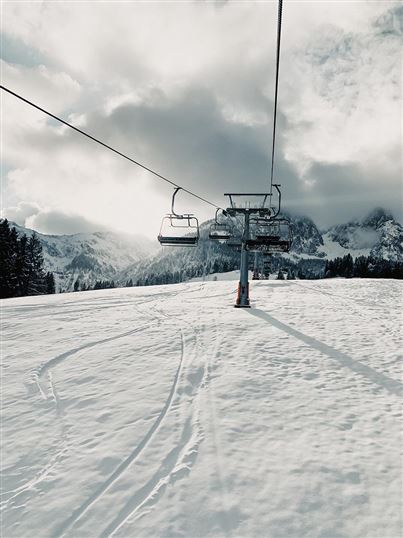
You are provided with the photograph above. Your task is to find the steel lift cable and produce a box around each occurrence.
[0,84,223,212]
[269,0,283,196]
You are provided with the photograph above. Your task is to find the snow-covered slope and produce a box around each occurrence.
[2,280,402,538]
[11,223,158,291]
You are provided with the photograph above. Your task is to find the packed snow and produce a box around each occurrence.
[2,279,402,538]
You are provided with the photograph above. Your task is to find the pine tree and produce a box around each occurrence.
[15,234,30,296]
[74,278,80,292]
[0,219,19,297]
[45,272,56,294]
[277,269,285,280]
[297,269,306,280]
[25,233,46,295]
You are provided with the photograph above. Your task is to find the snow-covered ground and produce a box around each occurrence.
[190,269,241,282]
[2,279,402,538]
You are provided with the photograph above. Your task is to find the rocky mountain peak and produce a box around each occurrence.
[361,207,395,229]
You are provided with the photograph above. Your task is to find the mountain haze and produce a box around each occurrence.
[10,223,157,291]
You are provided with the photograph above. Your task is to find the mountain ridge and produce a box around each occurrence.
[7,207,402,289]
[8,222,158,291]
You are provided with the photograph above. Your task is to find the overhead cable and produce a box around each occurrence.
[0,85,223,211]
[269,0,283,194]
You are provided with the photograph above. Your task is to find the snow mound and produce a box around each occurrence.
[2,280,402,537]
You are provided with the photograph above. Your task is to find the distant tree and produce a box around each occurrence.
[0,220,56,298]
[325,254,402,280]
[297,269,306,280]
[74,278,80,292]
[25,233,46,295]
[0,219,18,297]
[344,253,354,278]
[277,269,285,280]
[15,234,30,296]
[45,272,56,294]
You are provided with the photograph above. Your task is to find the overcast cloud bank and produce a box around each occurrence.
[2,1,402,237]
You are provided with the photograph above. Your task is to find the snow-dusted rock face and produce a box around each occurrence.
[286,215,324,255]
[324,208,403,261]
[11,223,158,291]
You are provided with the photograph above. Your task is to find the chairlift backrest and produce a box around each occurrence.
[209,209,232,242]
[158,188,200,247]
[247,217,292,253]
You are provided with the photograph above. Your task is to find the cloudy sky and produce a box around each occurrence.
[1,0,402,238]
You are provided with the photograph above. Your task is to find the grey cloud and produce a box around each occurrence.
[18,81,401,227]
[298,161,403,228]
[27,210,107,235]
[63,85,299,198]
[374,5,403,36]
[4,201,41,225]
[4,0,401,231]
[1,34,49,68]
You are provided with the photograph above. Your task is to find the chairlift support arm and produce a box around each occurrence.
[171,187,182,217]
[272,184,282,218]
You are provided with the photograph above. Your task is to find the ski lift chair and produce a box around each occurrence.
[247,217,292,253]
[158,188,200,247]
[209,209,232,242]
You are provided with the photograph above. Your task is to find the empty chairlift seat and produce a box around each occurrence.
[209,209,232,242]
[246,218,292,253]
[158,215,199,246]
[158,187,200,247]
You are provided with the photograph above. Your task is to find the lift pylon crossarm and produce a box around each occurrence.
[225,193,272,210]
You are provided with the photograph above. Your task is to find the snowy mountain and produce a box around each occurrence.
[284,213,325,256]
[3,279,402,537]
[120,208,403,284]
[10,223,158,291]
[321,208,403,261]
[9,208,402,290]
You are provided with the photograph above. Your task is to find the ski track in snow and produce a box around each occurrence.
[2,280,402,538]
[56,330,186,537]
[1,308,154,510]
[2,289,178,503]
[52,282,214,537]
[97,284,213,537]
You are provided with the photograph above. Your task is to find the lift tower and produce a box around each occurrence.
[225,194,271,308]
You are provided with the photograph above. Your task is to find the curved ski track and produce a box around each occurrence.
[1,307,154,509]
[3,283,235,535]
[56,283,211,537]
[2,290,182,511]
[97,284,211,537]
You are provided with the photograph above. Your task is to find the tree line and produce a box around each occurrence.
[0,219,55,299]
[324,254,403,279]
